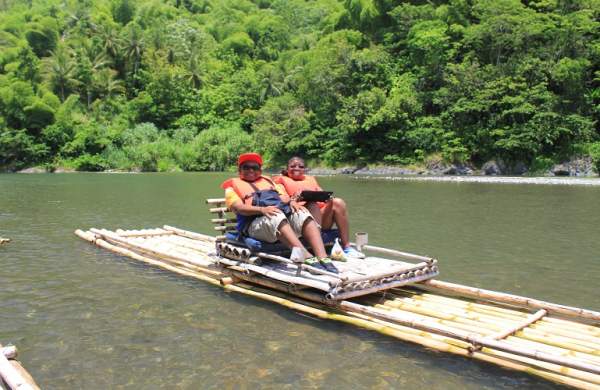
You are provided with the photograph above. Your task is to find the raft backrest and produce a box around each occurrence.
[206,198,236,241]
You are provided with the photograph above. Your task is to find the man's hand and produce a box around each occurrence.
[289,200,306,213]
[261,205,282,217]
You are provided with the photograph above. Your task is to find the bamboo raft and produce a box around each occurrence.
[74,222,600,389]
[0,344,40,390]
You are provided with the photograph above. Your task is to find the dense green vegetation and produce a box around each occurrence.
[0,0,599,172]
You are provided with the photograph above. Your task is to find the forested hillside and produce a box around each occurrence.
[0,0,599,172]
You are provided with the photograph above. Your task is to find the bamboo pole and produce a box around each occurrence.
[511,332,600,364]
[76,230,222,277]
[162,236,215,253]
[250,249,345,281]
[383,296,600,364]
[419,280,600,321]
[75,229,600,389]
[519,325,600,352]
[218,258,330,291]
[378,299,507,333]
[0,344,36,390]
[376,303,497,336]
[75,230,224,285]
[383,294,522,328]
[392,289,535,321]
[332,273,440,301]
[475,309,547,345]
[206,198,226,205]
[162,225,217,243]
[116,230,173,237]
[211,218,237,223]
[339,300,600,375]
[359,244,435,263]
[1,346,16,359]
[220,273,600,388]
[89,229,215,269]
[529,323,600,346]
[341,262,430,284]
[503,336,600,366]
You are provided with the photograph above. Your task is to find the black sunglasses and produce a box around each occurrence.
[241,164,261,171]
[289,164,305,169]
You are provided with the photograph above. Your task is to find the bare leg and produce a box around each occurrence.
[276,221,310,254]
[300,219,328,258]
[321,198,350,248]
[306,202,322,225]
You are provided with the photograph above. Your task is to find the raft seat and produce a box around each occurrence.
[207,197,339,254]
[207,197,440,301]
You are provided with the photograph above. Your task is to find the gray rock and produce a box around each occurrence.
[53,167,76,173]
[551,164,570,176]
[482,160,502,175]
[426,158,451,175]
[512,161,528,175]
[550,157,595,177]
[339,166,360,174]
[17,167,46,173]
[354,166,420,175]
[442,165,457,175]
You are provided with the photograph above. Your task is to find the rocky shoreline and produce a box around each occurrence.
[9,157,599,186]
[308,156,597,178]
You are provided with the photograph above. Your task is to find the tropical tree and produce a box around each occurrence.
[43,45,78,101]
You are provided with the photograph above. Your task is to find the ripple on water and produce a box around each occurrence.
[1,173,593,389]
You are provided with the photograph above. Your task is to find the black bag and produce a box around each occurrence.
[298,190,333,202]
[250,189,291,215]
[247,178,291,216]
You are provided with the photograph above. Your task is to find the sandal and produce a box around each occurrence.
[304,257,326,273]
[318,257,339,274]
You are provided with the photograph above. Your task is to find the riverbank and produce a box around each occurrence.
[354,175,600,186]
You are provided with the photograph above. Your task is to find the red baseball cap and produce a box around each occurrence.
[238,152,263,167]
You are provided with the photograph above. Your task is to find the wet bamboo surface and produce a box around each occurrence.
[75,226,600,389]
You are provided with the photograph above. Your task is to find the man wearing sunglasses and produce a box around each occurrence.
[220,153,338,273]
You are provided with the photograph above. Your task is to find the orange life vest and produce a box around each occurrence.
[221,176,276,206]
[274,175,321,197]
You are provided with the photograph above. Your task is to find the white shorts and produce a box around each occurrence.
[247,209,314,243]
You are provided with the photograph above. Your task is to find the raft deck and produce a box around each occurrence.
[75,226,600,389]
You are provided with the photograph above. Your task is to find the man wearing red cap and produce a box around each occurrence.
[221,152,337,272]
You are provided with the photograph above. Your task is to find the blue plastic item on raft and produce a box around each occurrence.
[225,229,340,253]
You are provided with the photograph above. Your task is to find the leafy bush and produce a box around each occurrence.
[193,122,253,171]
[73,154,108,171]
[589,142,600,174]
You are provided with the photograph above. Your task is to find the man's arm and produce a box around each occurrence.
[231,200,282,217]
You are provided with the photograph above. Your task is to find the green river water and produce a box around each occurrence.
[1,173,599,389]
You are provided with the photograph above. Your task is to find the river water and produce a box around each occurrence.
[1,173,599,389]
